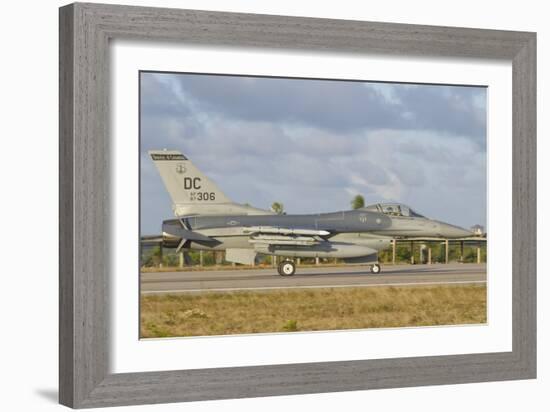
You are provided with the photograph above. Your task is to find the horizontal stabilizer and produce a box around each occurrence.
[181,229,214,242]
[162,228,215,243]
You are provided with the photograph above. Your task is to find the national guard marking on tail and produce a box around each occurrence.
[150,153,187,161]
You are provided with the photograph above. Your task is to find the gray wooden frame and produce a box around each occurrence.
[59,2,536,408]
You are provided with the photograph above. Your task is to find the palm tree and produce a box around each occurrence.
[351,194,365,210]
[271,201,284,215]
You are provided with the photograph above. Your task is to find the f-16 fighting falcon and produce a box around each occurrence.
[149,150,472,276]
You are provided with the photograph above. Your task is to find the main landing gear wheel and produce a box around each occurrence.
[277,260,296,276]
[370,263,381,274]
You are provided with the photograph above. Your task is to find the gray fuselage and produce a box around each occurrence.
[161,208,471,261]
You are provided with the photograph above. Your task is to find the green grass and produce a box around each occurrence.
[140,284,487,338]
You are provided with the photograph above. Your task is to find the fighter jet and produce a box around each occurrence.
[149,150,472,276]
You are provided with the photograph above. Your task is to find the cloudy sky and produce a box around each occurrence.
[140,72,486,235]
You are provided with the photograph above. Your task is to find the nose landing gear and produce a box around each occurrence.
[370,263,381,274]
[277,260,296,276]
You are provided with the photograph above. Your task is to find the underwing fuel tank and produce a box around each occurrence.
[254,241,377,259]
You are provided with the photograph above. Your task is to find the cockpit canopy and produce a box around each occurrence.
[363,203,425,218]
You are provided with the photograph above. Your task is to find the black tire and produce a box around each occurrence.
[277,260,296,276]
[370,263,381,274]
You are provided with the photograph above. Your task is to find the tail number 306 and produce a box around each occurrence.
[190,192,216,201]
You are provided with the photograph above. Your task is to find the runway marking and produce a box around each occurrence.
[141,279,487,295]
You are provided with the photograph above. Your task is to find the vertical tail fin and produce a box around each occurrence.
[149,150,232,215]
[150,149,274,217]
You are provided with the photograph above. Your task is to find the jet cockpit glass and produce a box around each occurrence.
[381,204,401,215]
[399,205,411,216]
[365,203,425,218]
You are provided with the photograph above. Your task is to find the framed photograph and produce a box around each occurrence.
[138,70,487,340]
[59,2,536,408]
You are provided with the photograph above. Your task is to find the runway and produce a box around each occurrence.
[140,263,486,294]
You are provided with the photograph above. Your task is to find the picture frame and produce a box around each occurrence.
[59,2,536,408]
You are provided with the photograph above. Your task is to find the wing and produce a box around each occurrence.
[162,218,219,253]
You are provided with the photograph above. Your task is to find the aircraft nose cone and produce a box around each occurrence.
[438,222,472,238]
